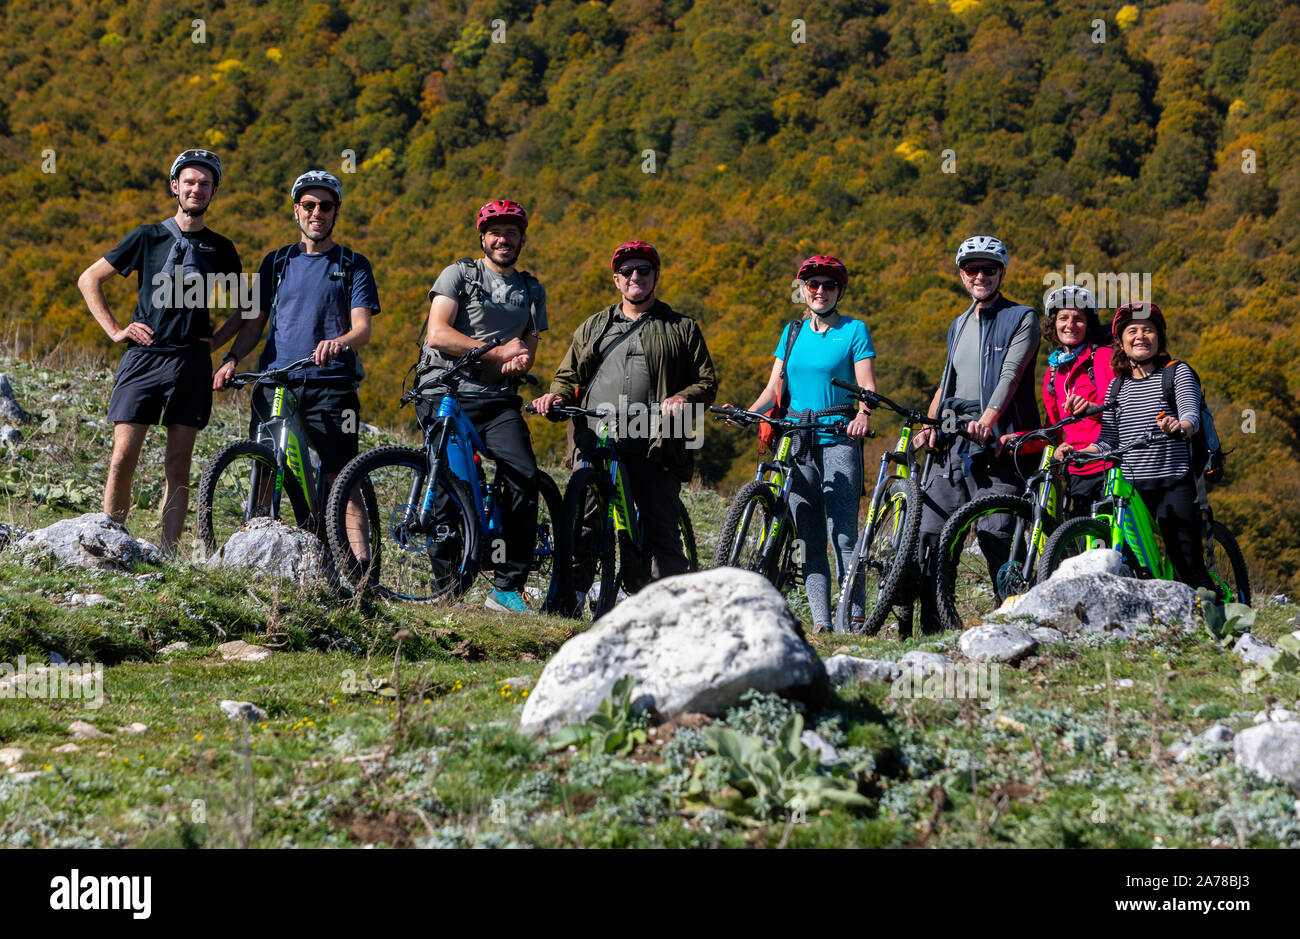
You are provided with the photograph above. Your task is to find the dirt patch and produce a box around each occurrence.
[432,628,484,661]
[647,711,714,747]
[343,809,415,848]
[565,791,598,815]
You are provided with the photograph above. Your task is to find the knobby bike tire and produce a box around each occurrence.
[834,475,922,635]
[326,445,482,602]
[1039,516,1112,581]
[713,479,785,581]
[1208,519,1251,606]
[197,439,282,557]
[936,494,1037,633]
[679,504,699,572]
[532,471,572,614]
[561,467,617,620]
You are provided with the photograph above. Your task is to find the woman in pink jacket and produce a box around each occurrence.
[1041,285,1115,516]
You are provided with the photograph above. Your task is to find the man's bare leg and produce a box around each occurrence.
[105,423,149,527]
[161,424,199,555]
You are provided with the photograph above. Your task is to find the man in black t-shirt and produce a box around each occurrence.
[77,149,241,555]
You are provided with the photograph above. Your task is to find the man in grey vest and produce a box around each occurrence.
[77,149,241,555]
[911,235,1041,632]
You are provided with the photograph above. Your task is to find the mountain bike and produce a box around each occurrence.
[196,354,359,565]
[1039,429,1251,604]
[709,404,854,601]
[526,402,699,620]
[827,379,946,634]
[325,338,568,606]
[933,401,1115,632]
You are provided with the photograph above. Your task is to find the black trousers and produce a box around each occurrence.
[417,395,539,592]
[1136,476,1214,592]
[572,444,687,593]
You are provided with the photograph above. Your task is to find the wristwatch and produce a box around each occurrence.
[222,352,238,365]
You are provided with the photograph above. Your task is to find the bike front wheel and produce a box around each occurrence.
[1039,516,1112,581]
[936,494,1037,633]
[835,475,921,635]
[562,467,617,620]
[197,440,282,557]
[531,472,572,614]
[713,479,784,580]
[326,445,482,602]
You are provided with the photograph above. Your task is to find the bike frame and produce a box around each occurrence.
[1084,467,1176,580]
[576,419,640,545]
[416,393,495,538]
[252,382,321,519]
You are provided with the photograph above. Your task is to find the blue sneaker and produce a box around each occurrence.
[486,589,533,614]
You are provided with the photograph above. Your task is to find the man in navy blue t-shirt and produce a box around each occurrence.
[77,149,241,555]
[211,171,379,538]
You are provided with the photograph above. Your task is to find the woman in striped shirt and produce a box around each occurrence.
[1057,301,1213,590]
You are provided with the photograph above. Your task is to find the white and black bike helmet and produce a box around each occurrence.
[291,170,343,206]
[169,149,223,187]
[955,235,1009,268]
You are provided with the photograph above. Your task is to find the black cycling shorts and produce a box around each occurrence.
[107,345,214,429]
[249,380,361,474]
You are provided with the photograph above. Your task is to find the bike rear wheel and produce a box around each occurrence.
[531,472,572,613]
[835,475,921,635]
[1207,520,1251,606]
[936,494,1037,633]
[562,467,617,619]
[326,445,482,602]
[197,440,288,557]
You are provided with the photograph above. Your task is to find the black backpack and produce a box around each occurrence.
[1109,360,1225,485]
[414,257,541,378]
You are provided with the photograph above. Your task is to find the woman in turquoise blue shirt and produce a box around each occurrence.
[745,256,876,632]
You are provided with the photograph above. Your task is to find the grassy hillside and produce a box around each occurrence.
[1,354,1299,849]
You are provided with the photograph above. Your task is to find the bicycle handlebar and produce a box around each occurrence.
[829,378,940,427]
[1058,426,1165,467]
[227,353,321,388]
[708,404,862,437]
[524,403,612,422]
[401,337,507,404]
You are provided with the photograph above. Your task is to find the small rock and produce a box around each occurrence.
[1235,721,1300,788]
[11,512,161,570]
[217,640,274,663]
[1254,708,1298,725]
[48,651,67,665]
[0,522,26,552]
[497,676,534,694]
[66,592,114,607]
[0,425,21,445]
[1166,742,1189,760]
[135,572,164,584]
[52,743,81,753]
[67,720,109,740]
[824,654,900,686]
[49,394,68,405]
[1269,594,1291,606]
[897,650,955,676]
[1201,725,1235,744]
[800,729,840,766]
[958,624,1037,663]
[118,722,148,735]
[219,700,269,722]
[1050,548,1129,580]
[5,771,42,785]
[991,573,1199,637]
[206,516,328,585]
[1115,678,1135,689]
[157,641,190,656]
[1233,633,1280,666]
[0,747,23,768]
[1028,626,1066,645]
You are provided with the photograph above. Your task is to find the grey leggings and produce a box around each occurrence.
[788,437,864,629]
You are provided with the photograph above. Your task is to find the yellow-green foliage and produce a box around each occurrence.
[1,0,1297,587]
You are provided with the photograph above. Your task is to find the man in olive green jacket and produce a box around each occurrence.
[533,241,717,590]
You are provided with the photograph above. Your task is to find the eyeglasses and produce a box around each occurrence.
[961,264,1001,277]
[297,199,337,214]
[616,265,655,278]
[805,279,839,292]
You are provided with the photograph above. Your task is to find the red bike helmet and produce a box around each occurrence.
[797,255,848,293]
[1112,301,1165,340]
[476,199,528,232]
[611,241,661,272]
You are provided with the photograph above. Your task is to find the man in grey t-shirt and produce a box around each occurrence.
[417,200,549,614]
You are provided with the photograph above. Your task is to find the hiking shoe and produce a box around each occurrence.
[486,589,533,614]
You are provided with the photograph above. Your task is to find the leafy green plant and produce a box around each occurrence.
[547,675,648,758]
[688,712,870,819]
[1242,632,1300,690]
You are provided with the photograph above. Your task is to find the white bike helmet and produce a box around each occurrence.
[169,149,222,186]
[955,235,1008,268]
[1044,285,1097,316]
[291,170,343,206]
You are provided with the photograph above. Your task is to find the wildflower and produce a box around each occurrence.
[43,764,52,771]
[194,733,204,742]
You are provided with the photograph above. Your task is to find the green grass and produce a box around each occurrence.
[2,352,1299,848]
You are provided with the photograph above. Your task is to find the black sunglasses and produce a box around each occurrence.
[961,263,1001,276]
[616,264,655,277]
[297,199,337,214]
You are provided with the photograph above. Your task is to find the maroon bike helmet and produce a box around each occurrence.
[611,241,661,272]
[1112,301,1165,340]
[797,255,848,293]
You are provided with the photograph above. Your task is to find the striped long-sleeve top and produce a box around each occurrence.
[1097,362,1201,487]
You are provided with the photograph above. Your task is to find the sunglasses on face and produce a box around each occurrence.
[805,279,839,292]
[616,265,655,278]
[961,264,1001,277]
[297,200,337,214]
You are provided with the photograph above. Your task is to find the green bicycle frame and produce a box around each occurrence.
[863,425,912,536]
[1024,442,1062,572]
[590,420,637,541]
[1087,466,1175,579]
[261,385,318,518]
